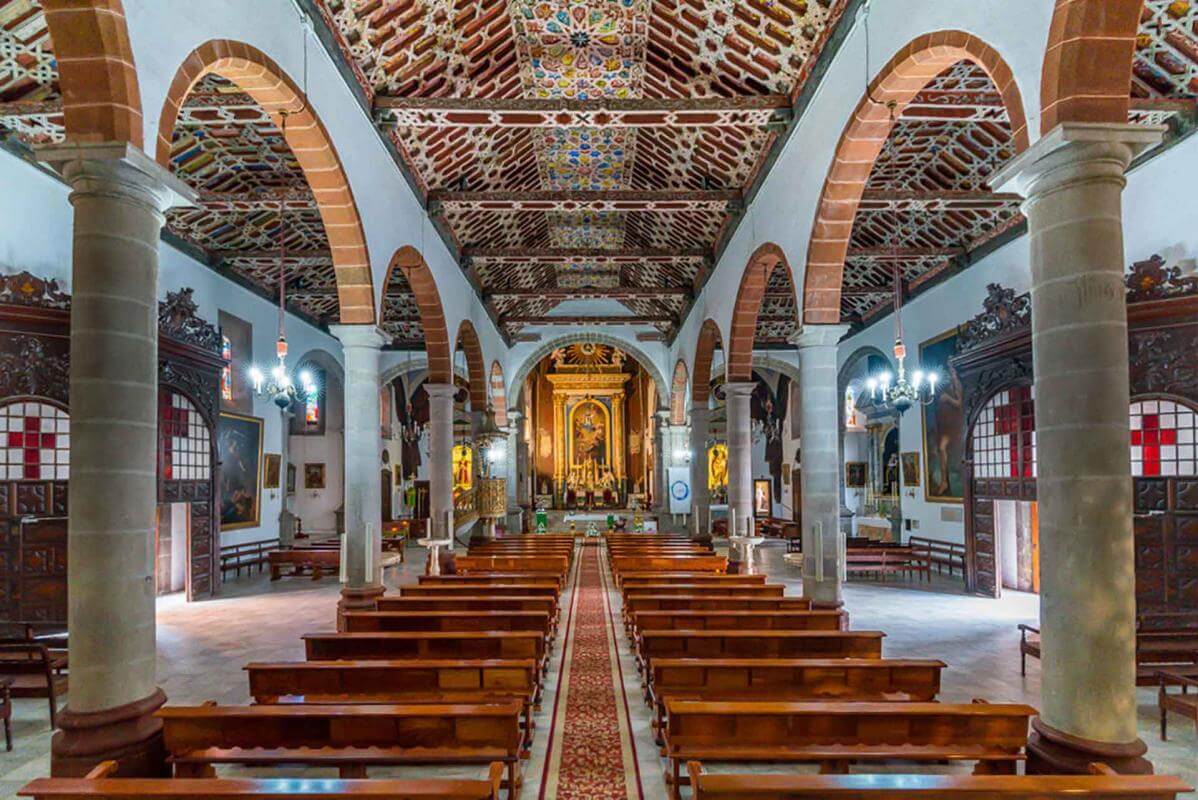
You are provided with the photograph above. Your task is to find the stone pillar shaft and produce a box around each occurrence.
[993,122,1162,772]
[39,142,195,777]
[794,324,850,606]
[689,406,710,535]
[725,382,756,548]
[426,384,456,541]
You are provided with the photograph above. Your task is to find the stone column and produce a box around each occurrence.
[330,325,388,624]
[38,143,195,777]
[654,410,670,513]
[724,381,756,562]
[793,324,851,607]
[425,384,457,546]
[505,410,522,530]
[689,405,711,537]
[993,122,1162,774]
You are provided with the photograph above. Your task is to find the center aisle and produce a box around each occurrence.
[538,542,644,799]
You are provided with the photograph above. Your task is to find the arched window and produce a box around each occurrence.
[220,334,233,402]
[0,401,69,481]
[1130,398,1198,477]
[971,386,1036,480]
[159,390,211,481]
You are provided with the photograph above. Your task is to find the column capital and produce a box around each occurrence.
[424,382,458,400]
[789,324,850,349]
[38,141,197,212]
[330,324,389,350]
[506,409,523,422]
[990,122,1163,199]
[723,381,757,398]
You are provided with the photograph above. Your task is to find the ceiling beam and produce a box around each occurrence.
[486,287,691,300]
[215,249,332,261]
[845,246,964,259]
[199,189,316,210]
[858,190,1021,211]
[0,99,62,120]
[502,315,674,326]
[465,247,709,260]
[430,189,741,213]
[373,95,792,129]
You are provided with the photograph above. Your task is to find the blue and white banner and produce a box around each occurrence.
[667,467,691,515]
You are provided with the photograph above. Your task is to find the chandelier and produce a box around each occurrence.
[865,265,938,415]
[399,350,426,445]
[247,111,318,411]
[752,398,781,443]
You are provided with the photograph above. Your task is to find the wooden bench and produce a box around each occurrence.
[639,631,885,677]
[342,611,553,639]
[304,632,546,668]
[20,760,507,800]
[418,574,565,591]
[622,595,813,636]
[0,642,68,727]
[648,658,945,743]
[402,584,560,601]
[845,546,930,582]
[218,538,278,580]
[157,702,523,793]
[662,700,1035,797]
[1021,621,1198,686]
[684,761,1191,799]
[619,574,767,588]
[454,555,569,576]
[268,548,339,580]
[624,585,785,601]
[610,555,727,576]
[245,659,539,752]
[1157,669,1198,740]
[909,535,966,577]
[377,595,558,620]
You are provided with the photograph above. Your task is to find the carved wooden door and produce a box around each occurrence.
[1134,477,1198,611]
[970,497,999,598]
[17,518,68,622]
[381,469,393,522]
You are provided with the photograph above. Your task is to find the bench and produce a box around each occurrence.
[342,611,553,639]
[610,556,727,576]
[622,596,813,636]
[623,585,786,601]
[619,574,767,588]
[218,538,278,580]
[157,702,523,793]
[304,632,546,668]
[268,548,339,580]
[662,700,1035,797]
[845,547,931,582]
[20,760,507,800]
[454,556,569,577]
[0,642,68,727]
[639,631,885,678]
[909,535,966,577]
[1158,669,1198,740]
[245,659,539,752]
[377,595,558,620]
[648,658,945,743]
[402,584,560,600]
[632,610,845,634]
[684,761,1191,799]
[1020,621,1198,686]
[418,574,566,590]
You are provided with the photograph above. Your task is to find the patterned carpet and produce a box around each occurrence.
[539,543,643,799]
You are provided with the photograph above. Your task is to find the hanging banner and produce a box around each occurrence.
[668,467,692,515]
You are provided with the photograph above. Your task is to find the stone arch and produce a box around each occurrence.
[42,0,143,148]
[1041,1,1141,132]
[801,30,1031,324]
[670,360,689,425]
[727,243,793,381]
[509,333,670,409]
[454,321,486,411]
[490,361,507,426]
[753,355,801,388]
[155,39,375,323]
[692,319,724,405]
[384,247,452,384]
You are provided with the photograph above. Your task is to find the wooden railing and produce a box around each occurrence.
[219,538,279,581]
[455,488,479,533]
[908,536,966,578]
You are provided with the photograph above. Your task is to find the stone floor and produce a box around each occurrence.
[0,540,1194,798]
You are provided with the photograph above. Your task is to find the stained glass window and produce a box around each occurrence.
[159,390,211,481]
[971,385,1036,479]
[1130,399,1198,477]
[220,335,233,402]
[0,402,69,481]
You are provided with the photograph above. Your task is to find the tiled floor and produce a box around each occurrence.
[1,541,1195,799]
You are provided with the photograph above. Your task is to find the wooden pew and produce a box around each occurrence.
[1020,619,1198,686]
[623,585,785,601]
[0,642,68,727]
[304,632,546,668]
[418,574,565,591]
[245,659,538,752]
[377,595,557,619]
[684,761,1191,799]
[845,546,930,582]
[610,555,727,576]
[662,700,1036,797]
[619,574,767,588]
[157,703,523,793]
[639,631,885,676]
[342,611,552,640]
[648,658,945,743]
[454,555,569,576]
[20,761,508,800]
[402,584,560,601]
[268,548,339,580]
[622,595,813,637]
[631,610,846,636]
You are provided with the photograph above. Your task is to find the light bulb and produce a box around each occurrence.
[299,370,313,386]
[880,371,892,386]
[271,365,285,381]
[249,367,264,389]
[928,371,939,387]
[912,370,924,387]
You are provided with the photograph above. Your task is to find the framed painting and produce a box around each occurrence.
[846,461,867,489]
[304,462,326,490]
[901,452,921,486]
[217,412,263,531]
[263,453,281,489]
[753,479,772,517]
[919,327,966,503]
[286,463,296,495]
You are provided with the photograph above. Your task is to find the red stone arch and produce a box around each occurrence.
[1041,1,1141,132]
[802,31,1030,324]
[455,321,487,412]
[727,243,793,381]
[385,246,451,384]
[691,319,724,405]
[155,40,375,324]
[670,359,689,425]
[42,0,143,147]
[490,360,507,426]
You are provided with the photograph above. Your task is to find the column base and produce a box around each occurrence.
[51,689,168,777]
[1027,717,1152,775]
[337,584,386,631]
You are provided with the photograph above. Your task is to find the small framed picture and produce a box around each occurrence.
[304,462,326,490]
[901,452,921,487]
[263,454,281,489]
[846,462,867,489]
[753,479,772,517]
[781,464,791,483]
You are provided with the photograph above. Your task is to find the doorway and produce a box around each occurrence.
[381,468,393,521]
[995,500,1039,594]
[154,502,190,596]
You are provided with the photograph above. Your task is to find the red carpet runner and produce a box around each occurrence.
[539,543,642,799]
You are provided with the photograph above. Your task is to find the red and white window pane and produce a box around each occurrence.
[159,391,210,481]
[972,386,1036,480]
[1130,399,1198,478]
[0,402,69,481]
